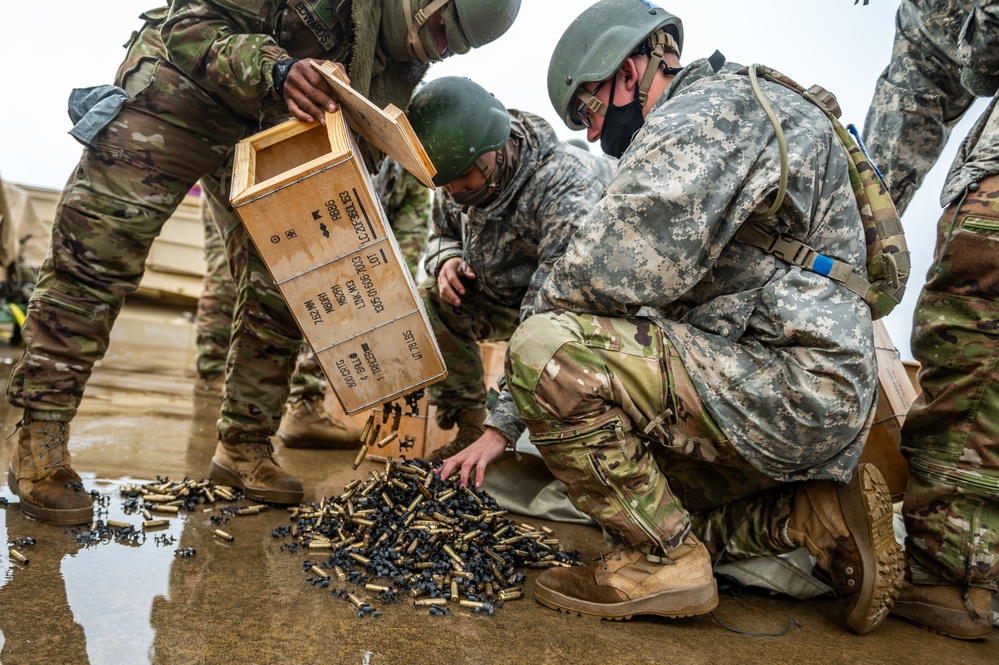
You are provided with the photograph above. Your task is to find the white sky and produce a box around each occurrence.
[0,1,987,360]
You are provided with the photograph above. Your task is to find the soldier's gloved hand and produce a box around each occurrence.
[436,427,508,489]
[277,58,348,125]
[438,256,477,307]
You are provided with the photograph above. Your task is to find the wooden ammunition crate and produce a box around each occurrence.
[230,110,445,414]
[859,320,919,499]
[316,341,507,461]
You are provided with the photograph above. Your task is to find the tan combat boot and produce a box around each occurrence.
[786,463,904,635]
[426,407,487,463]
[534,534,719,620]
[277,399,362,449]
[8,419,93,525]
[892,583,994,640]
[209,440,304,505]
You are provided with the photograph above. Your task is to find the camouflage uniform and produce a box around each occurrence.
[6,1,428,447]
[863,0,999,589]
[421,111,615,441]
[507,57,877,556]
[195,156,429,401]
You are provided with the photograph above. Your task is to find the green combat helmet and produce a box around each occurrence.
[408,76,511,186]
[547,0,682,129]
[381,0,522,63]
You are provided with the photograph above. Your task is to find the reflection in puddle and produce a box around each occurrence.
[1,480,186,664]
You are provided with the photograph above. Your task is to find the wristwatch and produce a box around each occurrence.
[272,58,300,96]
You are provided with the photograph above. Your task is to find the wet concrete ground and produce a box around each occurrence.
[0,300,994,665]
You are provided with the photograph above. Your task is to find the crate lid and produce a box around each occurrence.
[312,62,436,190]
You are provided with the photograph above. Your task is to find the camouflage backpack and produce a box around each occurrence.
[735,64,909,320]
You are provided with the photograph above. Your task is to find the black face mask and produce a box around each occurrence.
[600,81,645,158]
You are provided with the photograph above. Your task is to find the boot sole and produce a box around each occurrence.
[209,460,304,505]
[839,463,905,635]
[535,577,718,620]
[7,466,93,526]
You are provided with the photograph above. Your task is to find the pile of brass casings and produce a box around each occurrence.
[284,458,580,616]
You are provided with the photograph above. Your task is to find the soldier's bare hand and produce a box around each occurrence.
[438,256,477,307]
[283,59,349,124]
[436,428,508,488]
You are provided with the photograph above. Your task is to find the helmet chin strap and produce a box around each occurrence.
[637,29,680,104]
[403,0,452,62]
[574,29,681,120]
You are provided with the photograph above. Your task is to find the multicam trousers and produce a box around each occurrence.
[7,21,305,445]
[901,174,999,589]
[420,277,519,429]
[507,311,798,559]
[195,204,324,403]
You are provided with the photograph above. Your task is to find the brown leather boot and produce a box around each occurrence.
[426,407,487,462]
[892,583,994,640]
[534,534,718,620]
[277,399,362,449]
[8,419,93,525]
[209,440,304,505]
[787,463,904,635]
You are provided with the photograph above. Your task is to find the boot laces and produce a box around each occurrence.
[246,441,277,463]
[37,422,71,472]
[599,545,630,571]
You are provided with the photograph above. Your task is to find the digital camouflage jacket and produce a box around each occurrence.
[424,110,615,319]
[423,110,615,439]
[536,57,877,483]
[863,0,999,213]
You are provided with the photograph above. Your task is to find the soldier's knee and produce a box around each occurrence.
[508,312,597,413]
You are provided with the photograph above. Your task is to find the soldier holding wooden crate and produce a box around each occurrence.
[5,0,521,525]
